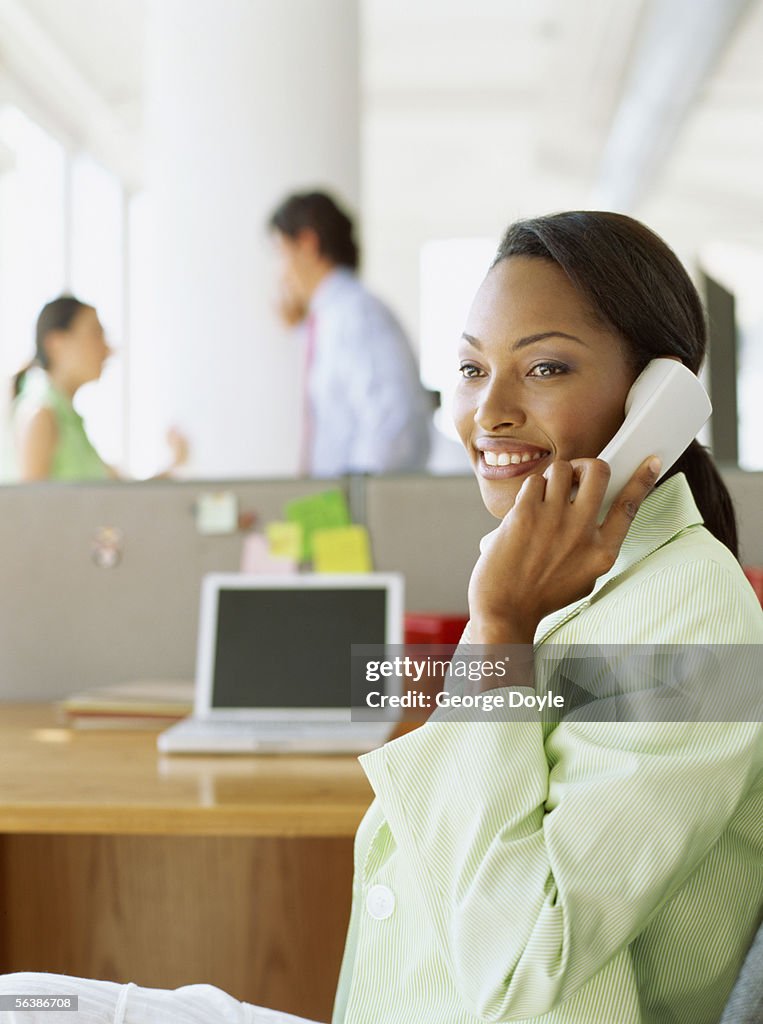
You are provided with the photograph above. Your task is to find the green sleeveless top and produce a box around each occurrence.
[10,368,109,481]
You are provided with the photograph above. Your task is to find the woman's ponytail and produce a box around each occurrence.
[12,360,39,399]
[666,441,738,558]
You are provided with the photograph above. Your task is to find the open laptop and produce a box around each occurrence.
[157,572,404,754]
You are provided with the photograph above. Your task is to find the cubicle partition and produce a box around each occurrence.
[364,473,494,612]
[0,477,348,701]
[721,468,763,564]
[365,468,763,604]
[0,470,761,702]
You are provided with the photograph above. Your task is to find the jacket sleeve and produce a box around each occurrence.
[359,561,763,1021]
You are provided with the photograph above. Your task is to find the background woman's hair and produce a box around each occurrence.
[12,295,88,399]
[494,211,738,558]
[268,191,360,270]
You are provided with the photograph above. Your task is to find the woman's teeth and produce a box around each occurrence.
[482,450,546,467]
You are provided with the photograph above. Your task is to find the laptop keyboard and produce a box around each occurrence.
[158,715,392,754]
[186,719,354,736]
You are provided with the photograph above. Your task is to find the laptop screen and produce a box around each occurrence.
[210,585,389,709]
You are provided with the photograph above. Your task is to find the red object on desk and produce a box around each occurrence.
[404,613,469,645]
[391,614,469,738]
[743,566,763,606]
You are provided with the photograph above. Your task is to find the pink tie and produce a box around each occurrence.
[299,312,316,475]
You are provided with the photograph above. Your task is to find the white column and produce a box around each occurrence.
[135,0,359,478]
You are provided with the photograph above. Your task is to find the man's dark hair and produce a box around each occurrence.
[268,191,359,269]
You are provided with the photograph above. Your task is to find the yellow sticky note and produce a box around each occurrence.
[311,525,373,574]
[265,521,303,562]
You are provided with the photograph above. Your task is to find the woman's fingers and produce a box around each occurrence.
[599,455,661,547]
[542,459,575,506]
[567,458,611,517]
[523,457,660,536]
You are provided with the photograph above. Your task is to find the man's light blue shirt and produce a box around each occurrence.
[306,268,430,476]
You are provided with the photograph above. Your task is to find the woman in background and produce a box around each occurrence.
[10,295,187,481]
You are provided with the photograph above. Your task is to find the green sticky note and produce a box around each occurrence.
[284,489,351,561]
[265,521,303,562]
[312,525,373,574]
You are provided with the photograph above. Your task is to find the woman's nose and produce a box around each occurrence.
[474,377,526,431]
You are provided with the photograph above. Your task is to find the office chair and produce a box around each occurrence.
[719,919,763,1024]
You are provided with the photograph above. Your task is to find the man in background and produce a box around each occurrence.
[268,190,430,476]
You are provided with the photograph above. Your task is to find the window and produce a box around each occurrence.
[419,237,496,442]
[0,104,129,475]
[0,105,66,384]
[70,154,125,467]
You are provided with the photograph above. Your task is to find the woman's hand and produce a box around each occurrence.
[468,455,661,645]
[141,428,190,481]
[166,427,189,471]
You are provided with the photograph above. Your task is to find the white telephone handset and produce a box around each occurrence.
[595,358,712,518]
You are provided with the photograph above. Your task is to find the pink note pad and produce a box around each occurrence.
[240,533,297,575]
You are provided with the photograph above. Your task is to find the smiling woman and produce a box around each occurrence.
[9,296,114,482]
[6,295,189,482]
[338,213,761,1024]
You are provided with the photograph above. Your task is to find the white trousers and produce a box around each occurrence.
[0,974,323,1024]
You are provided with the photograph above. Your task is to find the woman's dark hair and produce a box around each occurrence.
[12,295,88,398]
[268,191,359,270]
[493,211,738,557]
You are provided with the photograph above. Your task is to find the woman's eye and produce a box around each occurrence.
[458,363,484,379]
[528,361,569,378]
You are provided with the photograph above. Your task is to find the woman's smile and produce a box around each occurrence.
[476,441,551,479]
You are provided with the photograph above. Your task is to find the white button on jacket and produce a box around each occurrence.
[366,884,395,920]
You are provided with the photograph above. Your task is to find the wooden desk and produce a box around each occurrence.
[0,704,374,1021]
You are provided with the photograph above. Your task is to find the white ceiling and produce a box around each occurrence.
[1,0,762,234]
[363,0,555,101]
[20,0,145,125]
[643,0,763,235]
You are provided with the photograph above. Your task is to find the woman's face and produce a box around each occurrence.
[53,306,111,386]
[454,256,638,519]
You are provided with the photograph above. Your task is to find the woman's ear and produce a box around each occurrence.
[42,330,66,367]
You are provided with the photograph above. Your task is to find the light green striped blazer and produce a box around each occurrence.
[333,474,763,1024]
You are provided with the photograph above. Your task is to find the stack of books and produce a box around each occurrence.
[58,680,194,730]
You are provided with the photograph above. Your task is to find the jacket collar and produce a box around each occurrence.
[534,472,703,644]
[308,266,355,315]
